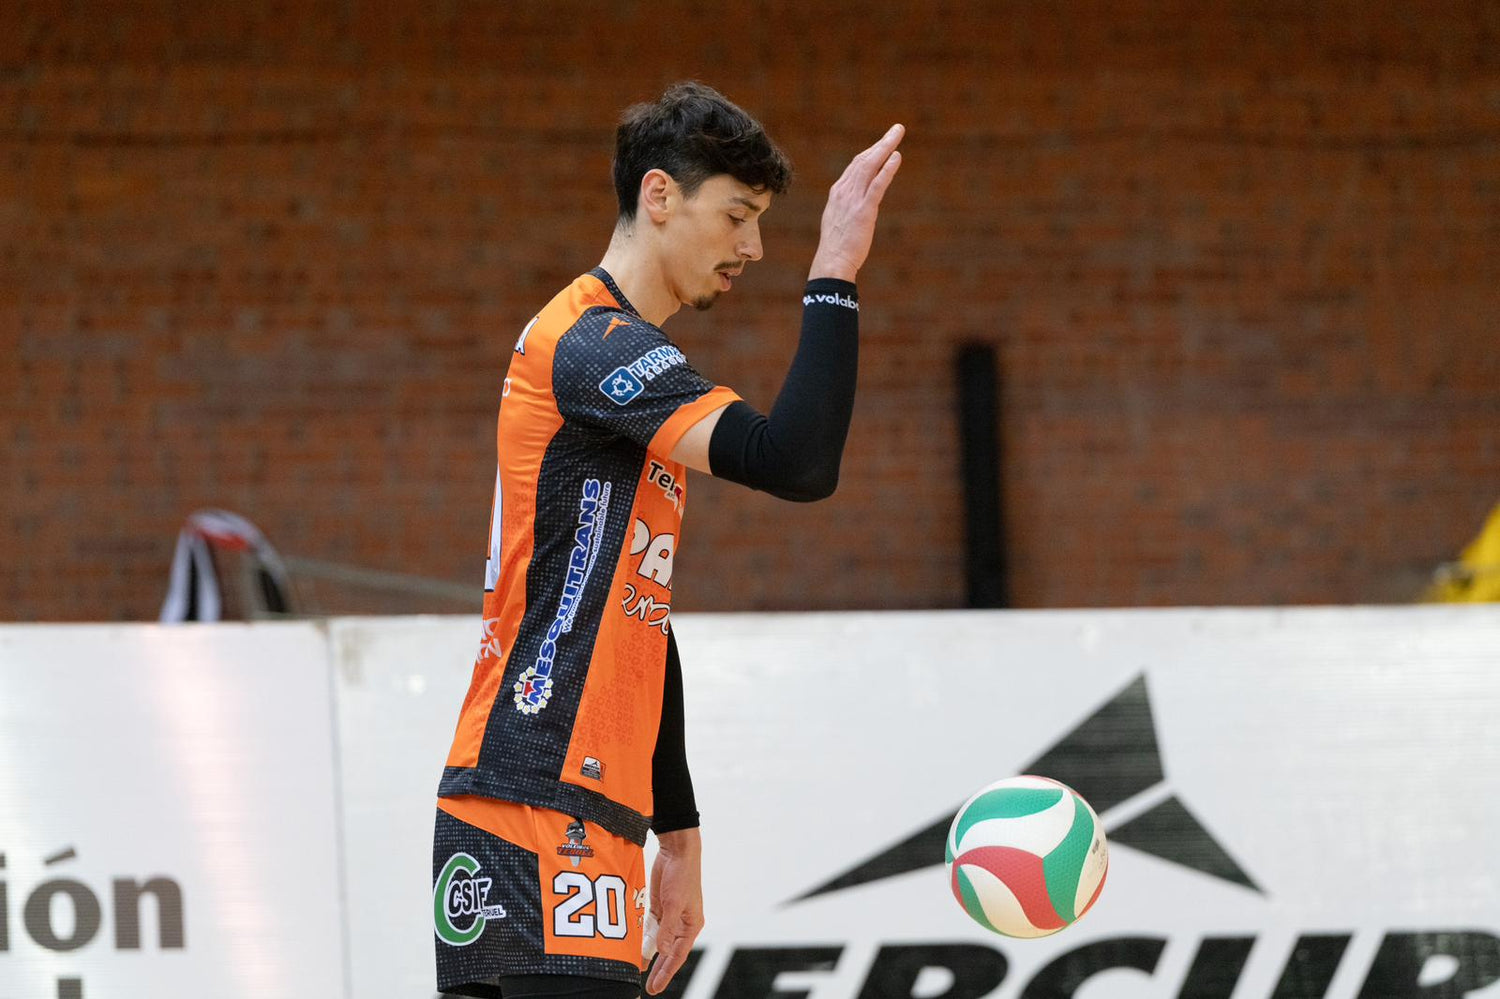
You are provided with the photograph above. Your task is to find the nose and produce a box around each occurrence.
[738,221,763,262]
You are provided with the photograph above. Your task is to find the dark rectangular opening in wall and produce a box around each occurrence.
[955,343,1008,608]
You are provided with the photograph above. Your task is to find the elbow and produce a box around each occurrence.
[773,465,840,503]
[801,470,839,502]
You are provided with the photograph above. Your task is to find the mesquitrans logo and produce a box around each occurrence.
[803,291,859,311]
[514,479,610,715]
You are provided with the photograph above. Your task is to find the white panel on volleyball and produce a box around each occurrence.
[963,865,1054,939]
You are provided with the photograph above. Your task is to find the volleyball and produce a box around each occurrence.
[945,775,1109,938]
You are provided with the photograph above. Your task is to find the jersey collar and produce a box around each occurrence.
[589,267,641,318]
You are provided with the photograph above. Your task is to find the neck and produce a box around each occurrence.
[598,225,681,326]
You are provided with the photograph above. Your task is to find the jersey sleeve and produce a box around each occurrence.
[552,308,740,456]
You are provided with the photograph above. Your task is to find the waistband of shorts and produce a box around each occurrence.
[438,767,651,845]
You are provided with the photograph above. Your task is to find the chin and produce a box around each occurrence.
[691,293,720,312]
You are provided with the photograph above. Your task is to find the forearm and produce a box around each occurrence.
[707,279,859,501]
[652,630,700,834]
[654,826,702,858]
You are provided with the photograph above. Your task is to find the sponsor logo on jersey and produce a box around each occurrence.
[600,367,645,404]
[622,516,676,634]
[557,819,595,868]
[434,852,506,946]
[621,582,671,635]
[514,479,611,715]
[581,756,604,781]
[474,616,504,668]
[802,291,859,311]
[598,345,688,406]
[647,459,684,510]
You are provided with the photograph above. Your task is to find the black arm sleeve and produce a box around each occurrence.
[650,629,699,834]
[707,279,859,502]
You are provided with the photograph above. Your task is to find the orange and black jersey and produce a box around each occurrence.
[439,268,738,844]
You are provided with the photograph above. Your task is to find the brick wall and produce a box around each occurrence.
[4,1,1497,620]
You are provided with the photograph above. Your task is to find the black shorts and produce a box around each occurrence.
[434,796,648,996]
[447,973,642,999]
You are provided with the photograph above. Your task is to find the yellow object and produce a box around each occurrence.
[1425,502,1500,603]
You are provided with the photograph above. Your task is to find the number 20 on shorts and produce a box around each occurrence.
[552,872,630,939]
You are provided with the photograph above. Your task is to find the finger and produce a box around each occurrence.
[859,124,906,171]
[844,124,905,188]
[867,149,903,203]
[860,123,905,159]
[646,936,688,994]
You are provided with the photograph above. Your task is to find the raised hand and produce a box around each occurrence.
[809,123,906,282]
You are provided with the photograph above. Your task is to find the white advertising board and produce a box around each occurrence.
[3,607,1499,998]
[666,608,1500,999]
[0,623,345,999]
[327,615,482,999]
[335,606,1500,999]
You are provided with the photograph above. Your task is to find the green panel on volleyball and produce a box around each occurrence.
[1042,796,1095,922]
[955,787,1064,845]
[955,866,1002,934]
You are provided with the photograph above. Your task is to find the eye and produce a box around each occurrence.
[728,214,747,226]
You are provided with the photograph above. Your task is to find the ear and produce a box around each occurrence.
[639,169,674,224]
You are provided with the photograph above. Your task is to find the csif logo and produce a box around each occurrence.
[434,852,506,947]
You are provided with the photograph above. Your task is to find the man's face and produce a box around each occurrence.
[662,174,771,311]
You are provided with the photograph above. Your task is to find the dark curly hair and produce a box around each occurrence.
[613,82,792,225]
